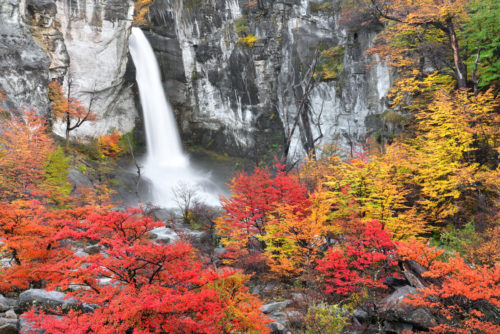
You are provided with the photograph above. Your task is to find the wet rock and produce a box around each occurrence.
[148,0,392,160]
[150,227,179,244]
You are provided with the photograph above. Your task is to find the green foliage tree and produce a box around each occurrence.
[460,0,500,91]
[43,146,71,206]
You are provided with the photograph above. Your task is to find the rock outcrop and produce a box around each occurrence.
[51,0,137,138]
[145,0,393,160]
[0,0,138,140]
[0,0,51,115]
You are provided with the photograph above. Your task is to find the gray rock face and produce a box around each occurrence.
[0,0,51,115]
[51,0,138,139]
[0,0,137,140]
[25,0,69,81]
[145,0,393,160]
[0,321,17,334]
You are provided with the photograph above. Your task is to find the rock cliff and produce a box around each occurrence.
[1,0,392,159]
[0,0,51,115]
[145,0,393,160]
[0,0,137,139]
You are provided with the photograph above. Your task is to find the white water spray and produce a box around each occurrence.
[129,28,219,207]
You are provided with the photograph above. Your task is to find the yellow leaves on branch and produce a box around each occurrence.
[408,90,500,224]
[97,130,123,158]
[133,0,154,26]
[237,35,259,48]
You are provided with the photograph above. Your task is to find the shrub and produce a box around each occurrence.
[304,302,351,334]
[237,35,259,48]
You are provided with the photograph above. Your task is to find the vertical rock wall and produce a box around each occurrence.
[51,0,137,138]
[146,0,393,160]
[0,0,138,139]
[0,0,51,115]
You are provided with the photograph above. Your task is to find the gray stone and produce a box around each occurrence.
[150,227,179,245]
[17,289,78,313]
[353,308,370,322]
[268,321,286,334]
[261,300,292,314]
[68,168,93,189]
[0,321,18,334]
[0,296,16,313]
[3,310,16,320]
[378,286,436,330]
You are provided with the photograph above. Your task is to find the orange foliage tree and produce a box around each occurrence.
[0,112,57,201]
[0,200,91,292]
[48,81,97,148]
[259,190,333,280]
[399,239,500,333]
[350,0,468,89]
[23,209,270,334]
[97,130,123,157]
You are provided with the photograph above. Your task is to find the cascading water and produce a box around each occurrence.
[129,28,220,207]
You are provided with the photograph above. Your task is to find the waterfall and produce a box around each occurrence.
[129,28,219,207]
[129,28,187,168]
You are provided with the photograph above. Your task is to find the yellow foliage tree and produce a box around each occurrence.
[405,90,499,226]
[260,191,334,280]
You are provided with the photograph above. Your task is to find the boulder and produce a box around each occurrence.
[17,289,78,313]
[383,276,409,289]
[353,308,370,322]
[268,321,287,334]
[0,321,17,334]
[377,286,436,331]
[0,296,16,313]
[261,300,292,315]
[3,311,16,320]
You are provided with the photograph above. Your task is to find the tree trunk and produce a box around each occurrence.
[446,19,467,89]
[65,113,70,149]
